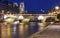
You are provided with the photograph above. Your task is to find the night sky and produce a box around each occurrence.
[3,0,60,13]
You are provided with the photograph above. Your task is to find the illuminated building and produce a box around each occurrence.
[48,6,60,15]
[20,2,25,14]
[0,0,13,14]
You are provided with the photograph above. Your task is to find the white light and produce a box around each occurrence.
[55,6,59,10]
[7,15,17,18]
[38,15,44,20]
[13,21,19,24]
[4,15,8,19]
[18,15,24,20]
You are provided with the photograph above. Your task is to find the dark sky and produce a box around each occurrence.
[6,0,60,13]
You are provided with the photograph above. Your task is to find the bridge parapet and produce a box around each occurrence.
[4,14,57,22]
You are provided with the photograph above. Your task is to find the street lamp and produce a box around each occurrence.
[38,15,44,20]
[18,15,24,22]
[4,15,8,19]
[55,6,60,10]
[38,15,44,23]
[18,15,24,20]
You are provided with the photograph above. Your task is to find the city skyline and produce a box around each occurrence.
[1,0,60,14]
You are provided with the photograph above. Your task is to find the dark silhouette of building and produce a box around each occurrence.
[13,2,19,14]
[0,0,19,14]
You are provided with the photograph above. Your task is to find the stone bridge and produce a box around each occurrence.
[4,14,57,22]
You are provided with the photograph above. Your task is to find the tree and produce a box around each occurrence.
[45,17,55,22]
[2,0,13,13]
[45,17,55,26]
[57,13,60,21]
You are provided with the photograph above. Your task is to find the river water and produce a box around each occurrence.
[0,22,39,38]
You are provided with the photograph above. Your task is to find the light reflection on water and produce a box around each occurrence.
[1,22,39,38]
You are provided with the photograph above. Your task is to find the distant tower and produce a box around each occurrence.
[13,2,19,14]
[13,2,18,7]
[20,2,25,14]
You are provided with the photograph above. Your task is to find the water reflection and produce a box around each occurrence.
[11,23,19,38]
[0,22,39,38]
[28,22,39,36]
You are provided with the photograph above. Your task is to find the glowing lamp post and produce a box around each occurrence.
[18,15,24,20]
[38,15,44,21]
[18,15,24,22]
[4,15,8,19]
[55,6,60,10]
[38,15,44,31]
